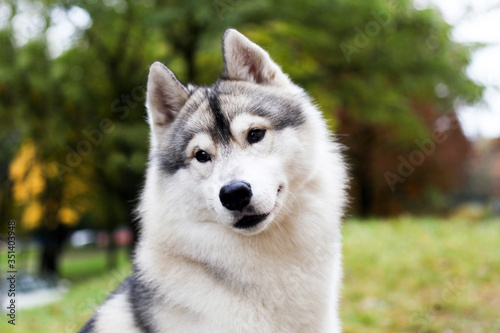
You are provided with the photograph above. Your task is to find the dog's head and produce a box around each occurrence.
[144,29,326,236]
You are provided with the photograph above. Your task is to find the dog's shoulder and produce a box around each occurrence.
[78,273,156,333]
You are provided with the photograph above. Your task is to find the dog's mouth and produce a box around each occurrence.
[232,185,283,231]
[234,213,270,230]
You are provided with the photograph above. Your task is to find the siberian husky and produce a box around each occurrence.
[79,29,347,333]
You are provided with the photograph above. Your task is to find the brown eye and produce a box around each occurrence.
[195,150,211,163]
[247,129,266,144]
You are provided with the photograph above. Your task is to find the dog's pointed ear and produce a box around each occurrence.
[146,62,189,138]
[222,29,290,86]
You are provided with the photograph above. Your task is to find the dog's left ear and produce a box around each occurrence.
[222,29,290,86]
[146,62,189,142]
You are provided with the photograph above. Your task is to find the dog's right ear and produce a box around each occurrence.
[222,29,290,86]
[146,62,189,140]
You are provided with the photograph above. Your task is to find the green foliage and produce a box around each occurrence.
[243,0,482,140]
[0,0,484,229]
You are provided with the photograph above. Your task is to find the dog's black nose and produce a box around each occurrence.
[219,181,252,211]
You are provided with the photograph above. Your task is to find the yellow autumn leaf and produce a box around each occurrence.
[12,179,29,202]
[11,163,46,204]
[9,141,47,205]
[58,207,79,225]
[22,201,44,230]
[9,141,36,181]
[28,163,46,196]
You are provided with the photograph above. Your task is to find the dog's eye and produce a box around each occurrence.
[195,150,211,163]
[247,128,266,144]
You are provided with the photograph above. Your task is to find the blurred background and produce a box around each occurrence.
[0,0,499,332]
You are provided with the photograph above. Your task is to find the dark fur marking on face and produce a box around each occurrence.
[250,101,306,130]
[158,89,204,175]
[157,124,192,174]
[215,81,307,130]
[157,80,306,175]
[207,87,232,144]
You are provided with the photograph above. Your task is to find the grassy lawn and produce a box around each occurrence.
[342,217,500,333]
[1,218,499,332]
[59,247,131,282]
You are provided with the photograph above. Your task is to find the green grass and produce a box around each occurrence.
[1,218,499,332]
[342,217,500,333]
[1,247,132,332]
[59,247,131,282]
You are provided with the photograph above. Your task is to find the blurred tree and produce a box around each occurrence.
[0,29,18,229]
[0,0,485,278]
[464,138,500,205]
[0,27,90,275]
[241,0,483,215]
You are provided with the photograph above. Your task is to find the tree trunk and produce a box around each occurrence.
[356,126,375,217]
[39,223,68,280]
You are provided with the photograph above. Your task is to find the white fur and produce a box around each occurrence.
[135,88,347,331]
[94,292,140,332]
[90,29,347,333]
